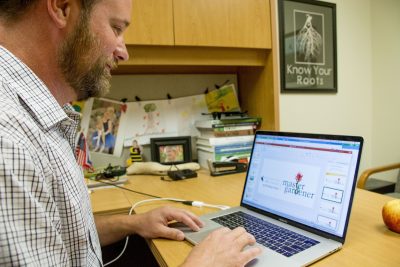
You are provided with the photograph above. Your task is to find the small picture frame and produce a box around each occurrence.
[150,136,192,165]
[278,0,337,93]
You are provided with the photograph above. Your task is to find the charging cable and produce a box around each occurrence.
[181,200,230,210]
[103,198,230,266]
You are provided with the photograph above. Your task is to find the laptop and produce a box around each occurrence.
[183,131,363,266]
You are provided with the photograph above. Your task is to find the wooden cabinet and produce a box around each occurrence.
[124,0,174,45]
[174,0,271,48]
[118,0,279,131]
[125,0,271,49]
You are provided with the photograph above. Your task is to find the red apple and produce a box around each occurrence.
[382,199,400,233]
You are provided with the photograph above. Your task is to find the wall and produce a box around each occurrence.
[279,0,396,180]
[370,0,400,181]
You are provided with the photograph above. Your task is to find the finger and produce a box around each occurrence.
[169,210,204,231]
[206,227,232,240]
[206,227,231,240]
[233,232,257,250]
[240,246,263,265]
[159,225,185,241]
[229,226,248,240]
[181,210,205,228]
[213,226,231,234]
[164,207,199,223]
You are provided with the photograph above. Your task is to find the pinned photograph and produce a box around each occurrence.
[87,98,124,155]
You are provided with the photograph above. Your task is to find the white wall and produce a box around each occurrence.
[279,0,399,182]
[370,0,400,181]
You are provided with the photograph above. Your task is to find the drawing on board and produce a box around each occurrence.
[123,94,208,146]
[143,103,163,134]
[205,84,241,112]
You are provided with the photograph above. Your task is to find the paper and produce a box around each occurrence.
[205,84,241,113]
[122,94,208,146]
[85,98,125,156]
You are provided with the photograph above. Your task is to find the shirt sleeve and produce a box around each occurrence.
[0,136,68,266]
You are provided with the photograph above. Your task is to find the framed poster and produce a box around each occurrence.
[279,0,337,92]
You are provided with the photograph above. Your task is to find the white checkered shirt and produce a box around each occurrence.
[0,46,102,266]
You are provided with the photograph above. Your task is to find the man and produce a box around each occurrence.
[0,0,262,266]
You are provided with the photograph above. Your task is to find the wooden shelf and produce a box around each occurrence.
[118,46,268,67]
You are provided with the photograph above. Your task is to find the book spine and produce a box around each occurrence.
[212,121,260,128]
[196,145,252,167]
[218,118,261,125]
[197,125,255,138]
[214,125,255,131]
[213,129,255,137]
[208,135,254,146]
[195,117,261,129]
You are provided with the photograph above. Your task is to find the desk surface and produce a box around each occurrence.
[90,170,400,267]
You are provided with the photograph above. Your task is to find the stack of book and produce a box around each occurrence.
[195,116,261,169]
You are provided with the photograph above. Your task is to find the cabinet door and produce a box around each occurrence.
[124,0,174,45]
[174,0,271,48]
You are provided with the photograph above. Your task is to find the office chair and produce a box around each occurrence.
[357,162,400,198]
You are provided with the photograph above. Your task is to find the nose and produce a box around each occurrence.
[114,37,129,62]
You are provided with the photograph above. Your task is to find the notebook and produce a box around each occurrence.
[183,131,363,266]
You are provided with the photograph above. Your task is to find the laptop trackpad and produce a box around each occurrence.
[169,221,221,244]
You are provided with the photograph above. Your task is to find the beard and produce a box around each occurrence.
[57,14,116,101]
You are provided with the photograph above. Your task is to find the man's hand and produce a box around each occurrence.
[181,227,262,267]
[132,206,204,240]
[95,206,203,246]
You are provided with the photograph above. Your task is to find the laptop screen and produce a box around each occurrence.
[241,132,363,239]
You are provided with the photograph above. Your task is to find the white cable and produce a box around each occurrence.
[103,198,185,266]
[103,197,230,266]
[191,201,230,210]
[129,198,187,215]
[203,203,231,210]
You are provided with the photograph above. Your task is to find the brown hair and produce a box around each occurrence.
[0,0,99,24]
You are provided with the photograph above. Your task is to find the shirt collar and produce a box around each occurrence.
[0,45,69,130]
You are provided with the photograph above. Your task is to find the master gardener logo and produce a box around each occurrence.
[295,172,303,194]
[282,172,315,199]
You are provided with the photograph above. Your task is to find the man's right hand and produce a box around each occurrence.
[181,227,262,267]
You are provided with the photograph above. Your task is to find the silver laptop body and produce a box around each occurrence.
[183,131,363,266]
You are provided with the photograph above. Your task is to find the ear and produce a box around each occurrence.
[47,0,71,28]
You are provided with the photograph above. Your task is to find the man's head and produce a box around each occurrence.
[57,12,112,101]
[0,0,131,102]
[58,0,131,100]
[0,1,38,24]
[0,0,96,24]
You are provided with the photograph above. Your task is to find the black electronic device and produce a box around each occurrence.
[207,160,248,176]
[201,111,248,120]
[95,164,127,180]
[167,169,198,180]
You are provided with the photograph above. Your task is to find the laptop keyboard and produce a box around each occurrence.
[211,211,320,257]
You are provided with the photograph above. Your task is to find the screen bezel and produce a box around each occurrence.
[240,131,363,243]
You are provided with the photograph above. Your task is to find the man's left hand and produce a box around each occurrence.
[132,206,204,240]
